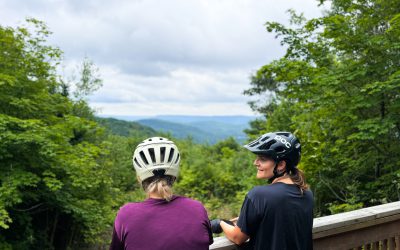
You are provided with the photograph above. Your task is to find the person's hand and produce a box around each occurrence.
[210,219,222,234]
[210,219,235,234]
[230,217,238,225]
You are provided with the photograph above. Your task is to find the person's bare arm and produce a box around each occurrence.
[220,221,249,245]
[230,217,238,224]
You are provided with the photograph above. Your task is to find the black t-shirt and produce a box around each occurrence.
[237,183,314,250]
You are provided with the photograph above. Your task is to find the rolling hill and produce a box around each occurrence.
[136,115,256,144]
[95,117,156,137]
[96,115,257,144]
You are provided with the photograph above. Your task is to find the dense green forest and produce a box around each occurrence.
[1,0,399,249]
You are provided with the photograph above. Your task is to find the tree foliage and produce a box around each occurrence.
[72,57,103,100]
[0,19,129,249]
[2,1,399,248]
[174,137,261,218]
[245,0,400,215]
[0,20,257,249]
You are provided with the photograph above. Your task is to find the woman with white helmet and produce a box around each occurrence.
[110,137,213,250]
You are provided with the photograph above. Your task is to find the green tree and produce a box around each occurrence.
[72,57,103,100]
[0,19,127,249]
[245,0,400,215]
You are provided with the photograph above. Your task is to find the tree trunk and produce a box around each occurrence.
[50,211,59,247]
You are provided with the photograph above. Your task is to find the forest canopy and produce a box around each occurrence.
[1,0,400,248]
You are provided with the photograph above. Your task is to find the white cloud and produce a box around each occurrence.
[0,0,328,116]
[89,65,251,104]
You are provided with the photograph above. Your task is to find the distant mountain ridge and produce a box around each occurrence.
[97,115,257,144]
[153,115,255,125]
[100,114,255,122]
[137,115,256,144]
[95,117,156,137]
[137,119,213,143]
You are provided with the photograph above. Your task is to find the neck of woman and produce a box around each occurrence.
[148,193,163,199]
[272,174,294,184]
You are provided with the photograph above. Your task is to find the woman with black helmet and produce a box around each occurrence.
[110,137,213,250]
[211,132,313,250]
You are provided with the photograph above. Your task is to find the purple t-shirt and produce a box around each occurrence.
[110,196,213,250]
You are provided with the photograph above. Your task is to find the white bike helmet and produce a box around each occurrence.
[133,137,180,182]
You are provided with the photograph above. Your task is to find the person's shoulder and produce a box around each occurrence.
[247,185,271,198]
[304,189,314,199]
[174,196,204,207]
[120,201,141,209]
[305,188,313,195]
[247,184,287,198]
[117,202,141,216]
[173,196,209,214]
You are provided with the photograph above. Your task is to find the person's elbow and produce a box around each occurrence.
[231,235,247,245]
[222,224,249,245]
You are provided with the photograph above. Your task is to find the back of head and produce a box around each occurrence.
[132,137,181,201]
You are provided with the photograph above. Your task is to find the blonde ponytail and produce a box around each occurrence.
[142,175,175,201]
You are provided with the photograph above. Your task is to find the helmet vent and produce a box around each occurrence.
[275,146,286,153]
[248,141,260,147]
[260,136,270,142]
[139,151,149,164]
[148,148,156,163]
[160,147,166,162]
[167,148,175,163]
[134,158,142,168]
[259,140,276,150]
[174,153,180,164]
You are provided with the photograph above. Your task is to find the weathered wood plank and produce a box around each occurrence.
[383,238,388,249]
[209,237,236,250]
[313,214,400,239]
[313,219,400,250]
[313,201,400,236]
[389,237,395,250]
[372,241,379,250]
[209,201,400,250]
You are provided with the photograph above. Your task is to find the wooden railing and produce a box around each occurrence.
[210,201,400,250]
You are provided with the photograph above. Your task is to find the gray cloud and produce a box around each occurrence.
[0,0,327,116]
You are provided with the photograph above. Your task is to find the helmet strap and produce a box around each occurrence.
[269,161,286,182]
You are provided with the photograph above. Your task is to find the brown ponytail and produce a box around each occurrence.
[289,169,309,195]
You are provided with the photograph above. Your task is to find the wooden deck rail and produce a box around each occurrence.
[210,201,400,250]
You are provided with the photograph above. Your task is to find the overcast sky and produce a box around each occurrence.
[0,0,327,117]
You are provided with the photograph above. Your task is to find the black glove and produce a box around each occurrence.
[210,219,235,234]
[210,219,222,234]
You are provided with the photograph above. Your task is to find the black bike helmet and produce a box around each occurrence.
[244,131,301,171]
